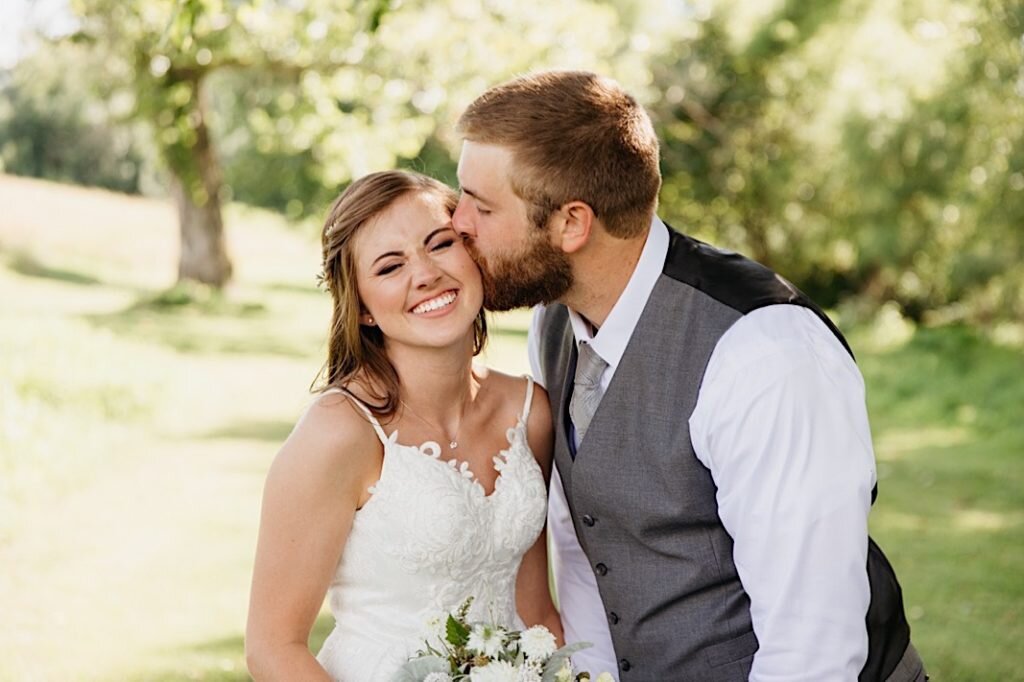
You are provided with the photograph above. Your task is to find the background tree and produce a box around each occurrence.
[0,40,153,195]
[62,0,669,289]
[649,0,1023,322]
[5,0,1018,321]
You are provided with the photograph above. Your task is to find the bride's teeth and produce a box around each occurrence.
[413,291,456,314]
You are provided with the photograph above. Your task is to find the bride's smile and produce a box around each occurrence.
[409,288,458,315]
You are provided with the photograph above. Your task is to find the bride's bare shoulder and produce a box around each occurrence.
[475,366,550,418]
[273,388,382,480]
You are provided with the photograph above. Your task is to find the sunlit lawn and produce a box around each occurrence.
[0,174,1020,681]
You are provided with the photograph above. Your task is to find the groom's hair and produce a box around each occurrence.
[457,70,661,239]
[314,170,487,417]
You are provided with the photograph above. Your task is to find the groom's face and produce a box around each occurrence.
[454,141,572,311]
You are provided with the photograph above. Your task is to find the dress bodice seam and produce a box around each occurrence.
[364,418,529,505]
[326,377,536,503]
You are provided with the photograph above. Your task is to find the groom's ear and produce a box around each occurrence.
[553,201,595,254]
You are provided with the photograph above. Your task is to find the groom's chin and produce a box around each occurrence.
[482,283,539,312]
[481,274,567,312]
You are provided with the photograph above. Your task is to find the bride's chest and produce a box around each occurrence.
[349,435,547,568]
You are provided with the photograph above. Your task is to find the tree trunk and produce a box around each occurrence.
[173,81,232,288]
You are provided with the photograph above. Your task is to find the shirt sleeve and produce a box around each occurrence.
[527,305,547,388]
[689,305,876,681]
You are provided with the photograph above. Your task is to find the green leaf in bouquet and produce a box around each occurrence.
[445,613,470,647]
[390,655,449,681]
[540,641,592,682]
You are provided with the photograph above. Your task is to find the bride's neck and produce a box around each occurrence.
[386,341,479,419]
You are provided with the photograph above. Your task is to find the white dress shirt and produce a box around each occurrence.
[528,218,874,681]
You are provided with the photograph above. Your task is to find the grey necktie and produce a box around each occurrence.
[569,341,608,445]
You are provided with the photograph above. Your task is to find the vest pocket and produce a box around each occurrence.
[705,630,759,668]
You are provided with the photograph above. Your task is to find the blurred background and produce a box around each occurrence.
[0,0,1021,679]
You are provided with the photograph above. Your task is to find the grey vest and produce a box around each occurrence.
[537,228,911,681]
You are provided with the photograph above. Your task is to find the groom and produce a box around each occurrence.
[453,71,925,681]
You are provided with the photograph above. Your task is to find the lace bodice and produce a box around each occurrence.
[315,378,549,681]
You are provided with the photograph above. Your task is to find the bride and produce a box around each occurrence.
[245,170,562,680]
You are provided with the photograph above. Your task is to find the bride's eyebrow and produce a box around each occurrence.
[371,249,403,266]
[424,226,456,243]
[371,226,454,265]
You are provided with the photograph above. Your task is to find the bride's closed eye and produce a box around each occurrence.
[428,226,459,252]
[374,262,402,276]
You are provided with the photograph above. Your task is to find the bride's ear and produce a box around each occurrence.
[359,310,376,326]
[553,201,594,254]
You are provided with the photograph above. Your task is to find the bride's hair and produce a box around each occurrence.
[314,170,487,418]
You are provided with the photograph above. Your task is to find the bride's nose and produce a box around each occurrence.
[410,256,443,289]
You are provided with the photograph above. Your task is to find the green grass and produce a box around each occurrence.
[0,174,1021,680]
[853,323,1024,680]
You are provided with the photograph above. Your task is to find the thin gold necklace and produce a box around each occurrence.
[400,398,466,450]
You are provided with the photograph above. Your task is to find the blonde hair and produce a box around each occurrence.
[457,70,661,238]
[314,170,487,417]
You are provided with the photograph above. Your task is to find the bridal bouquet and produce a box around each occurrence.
[392,598,609,682]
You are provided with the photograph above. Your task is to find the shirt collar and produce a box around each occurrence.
[568,216,670,371]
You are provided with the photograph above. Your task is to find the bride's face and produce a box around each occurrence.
[352,190,484,352]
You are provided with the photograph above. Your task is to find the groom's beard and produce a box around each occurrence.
[467,230,573,312]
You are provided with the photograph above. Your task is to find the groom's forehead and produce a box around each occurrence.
[458,141,515,176]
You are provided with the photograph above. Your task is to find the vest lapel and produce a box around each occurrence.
[551,323,578,493]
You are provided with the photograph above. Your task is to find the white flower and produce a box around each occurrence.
[422,609,448,644]
[594,673,616,682]
[424,674,453,682]
[469,660,519,682]
[553,661,575,682]
[519,625,557,661]
[467,624,507,658]
[516,662,542,682]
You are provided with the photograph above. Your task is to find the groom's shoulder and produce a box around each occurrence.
[661,225,806,316]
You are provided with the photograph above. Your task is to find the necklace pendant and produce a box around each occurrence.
[449,440,458,450]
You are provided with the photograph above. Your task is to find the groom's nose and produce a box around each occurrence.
[453,197,476,239]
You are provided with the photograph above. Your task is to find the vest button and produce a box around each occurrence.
[619,658,631,672]
[595,562,608,576]
[582,514,595,527]
[608,611,620,625]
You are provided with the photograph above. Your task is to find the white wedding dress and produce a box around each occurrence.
[315,378,548,681]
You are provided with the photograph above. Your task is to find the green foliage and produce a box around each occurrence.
[651,0,1023,322]
[5,0,1019,318]
[60,0,651,216]
[0,42,153,193]
[828,1,1024,323]
[446,613,471,647]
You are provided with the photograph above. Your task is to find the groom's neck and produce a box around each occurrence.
[562,229,647,330]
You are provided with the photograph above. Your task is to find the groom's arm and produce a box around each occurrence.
[690,305,875,682]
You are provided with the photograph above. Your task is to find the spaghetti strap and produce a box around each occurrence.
[519,375,535,422]
[322,387,389,445]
